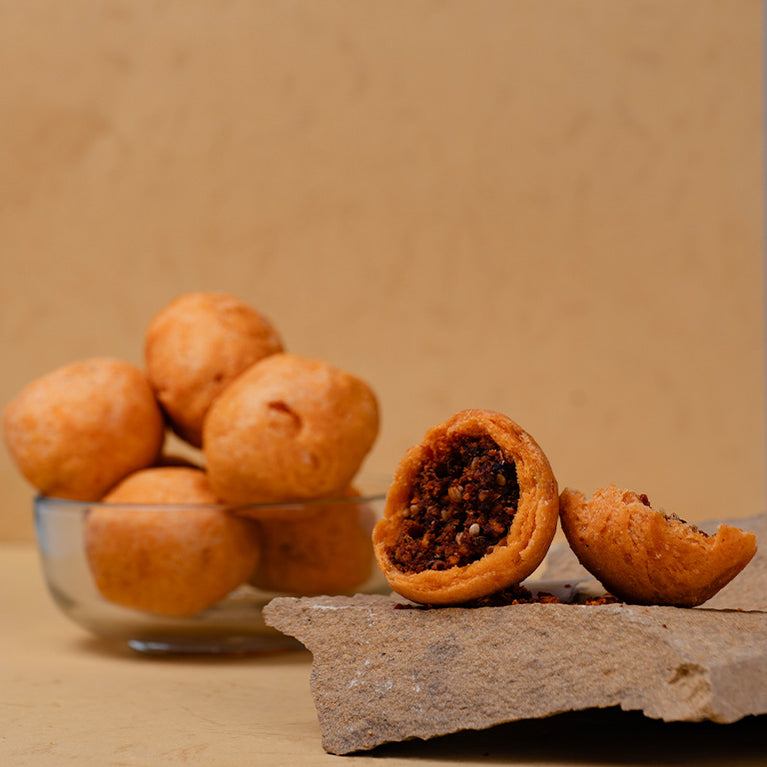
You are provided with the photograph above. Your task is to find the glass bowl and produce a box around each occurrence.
[33,478,389,655]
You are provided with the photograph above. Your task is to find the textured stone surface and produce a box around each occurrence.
[263,514,767,755]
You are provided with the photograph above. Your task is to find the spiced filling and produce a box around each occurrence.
[388,435,520,573]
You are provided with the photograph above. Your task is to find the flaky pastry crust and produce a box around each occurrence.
[372,409,559,605]
[559,485,758,607]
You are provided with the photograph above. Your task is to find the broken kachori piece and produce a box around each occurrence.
[559,485,758,607]
[203,353,380,505]
[372,409,559,605]
[84,466,261,617]
[145,291,284,447]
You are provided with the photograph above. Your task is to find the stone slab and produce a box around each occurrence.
[263,513,767,754]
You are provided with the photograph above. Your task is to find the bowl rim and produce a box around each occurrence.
[33,473,391,512]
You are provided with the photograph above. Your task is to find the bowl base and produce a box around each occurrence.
[127,634,303,656]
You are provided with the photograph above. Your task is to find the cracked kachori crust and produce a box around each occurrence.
[559,485,758,607]
[372,409,559,605]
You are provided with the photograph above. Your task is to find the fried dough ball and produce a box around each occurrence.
[248,488,375,595]
[84,467,261,617]
[203,353,380,504]
[2,358,164,501]
[373,409,559,605]
[559,485,758,607]
[145,291,284,447]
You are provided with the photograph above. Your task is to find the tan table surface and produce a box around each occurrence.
[1,542,766,767]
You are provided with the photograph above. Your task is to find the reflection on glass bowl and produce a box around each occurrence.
[34,478,389,655]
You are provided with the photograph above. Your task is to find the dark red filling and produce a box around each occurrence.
[388,435,520,573]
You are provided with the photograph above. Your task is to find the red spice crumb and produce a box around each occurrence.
[582,596,620,606]
[537,593,561,604]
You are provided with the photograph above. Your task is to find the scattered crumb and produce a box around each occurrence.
[394,585,619,610]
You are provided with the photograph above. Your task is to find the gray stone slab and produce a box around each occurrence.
[263,513,767,754]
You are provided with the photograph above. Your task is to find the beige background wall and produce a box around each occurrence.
[1,0,764,541]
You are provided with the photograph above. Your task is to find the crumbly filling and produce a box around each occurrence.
[388,435,520,573]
